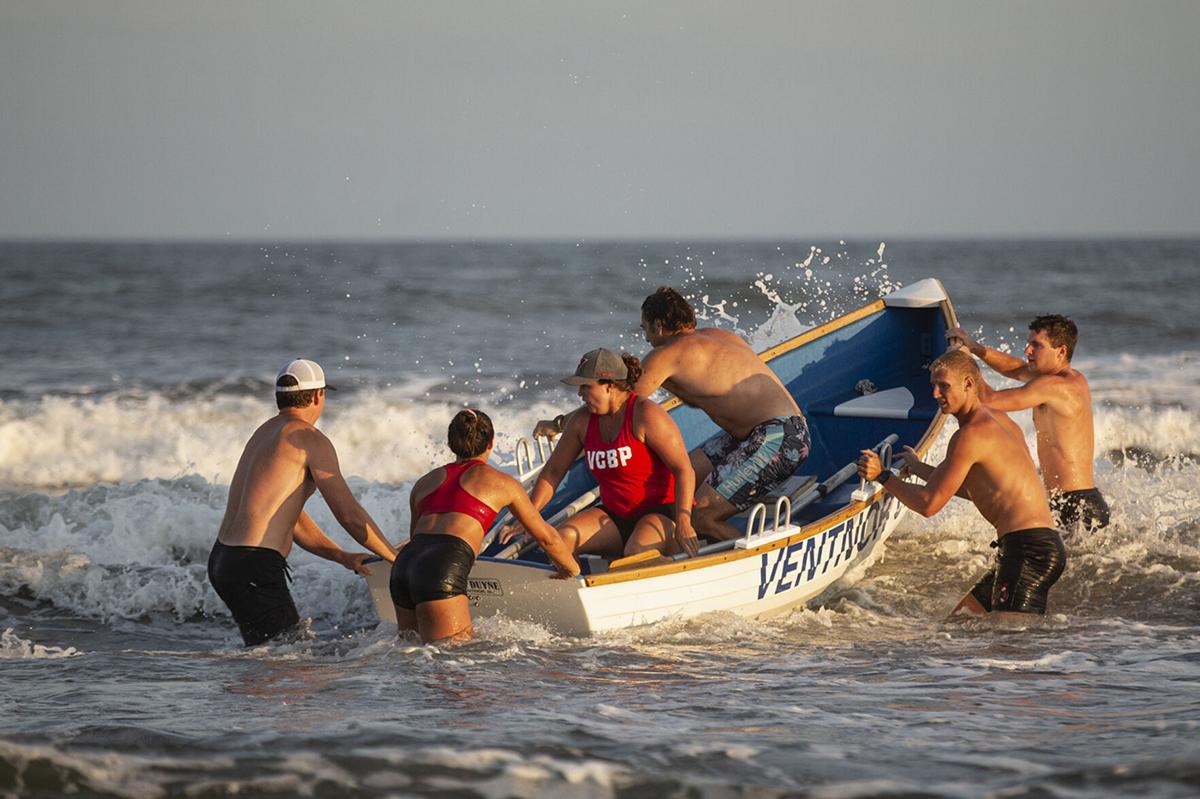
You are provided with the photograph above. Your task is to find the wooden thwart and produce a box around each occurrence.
[607,549,669,571]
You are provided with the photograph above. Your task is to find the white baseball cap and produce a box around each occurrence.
[275,359,335,392]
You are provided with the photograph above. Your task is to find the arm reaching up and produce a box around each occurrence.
[946,327,1034,382]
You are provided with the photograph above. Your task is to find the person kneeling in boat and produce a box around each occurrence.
[394,409,580,643]
[504,349,699,561]
[857,350,1067,617]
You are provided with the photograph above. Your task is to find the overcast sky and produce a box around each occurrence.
[2,1,1197,240]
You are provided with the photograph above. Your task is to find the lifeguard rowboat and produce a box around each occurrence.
[364,278,958,635]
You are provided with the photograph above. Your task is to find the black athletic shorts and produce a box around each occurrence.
[599,503,676,545]
[1051,488,1110,532]
[389,534,476,610]
[968,528,1067,615]
[207,540,301,646]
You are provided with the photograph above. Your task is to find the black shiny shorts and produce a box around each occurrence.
[1051,487,1110,532]
[969,528,1067,615]
[389,534,477,610]
[207,541,300,646]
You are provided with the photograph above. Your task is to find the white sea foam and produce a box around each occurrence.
[0,627,80,659]
[0,389,566,490]
[0,476,412,625]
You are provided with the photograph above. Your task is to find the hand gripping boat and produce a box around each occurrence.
[365,278,959,635]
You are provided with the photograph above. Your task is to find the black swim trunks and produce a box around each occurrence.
[207,540,301,646]
[700,415,810,512]
[1050,487,1110,532]
[968,528,1067,615]
[389,534,476,610]
[599,503,676,546]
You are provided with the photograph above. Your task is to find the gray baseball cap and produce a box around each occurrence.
[561,348,628,385]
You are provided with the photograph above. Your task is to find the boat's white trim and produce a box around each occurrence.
[833,386,915,419]
[883,278,949,308]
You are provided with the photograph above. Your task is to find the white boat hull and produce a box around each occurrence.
[366,493,909,635]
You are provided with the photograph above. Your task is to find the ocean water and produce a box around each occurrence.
[1,239,1198,798]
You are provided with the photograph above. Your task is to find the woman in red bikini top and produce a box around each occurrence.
[393,409,579,644]
[502,349,698,560]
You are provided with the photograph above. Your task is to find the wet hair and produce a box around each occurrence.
[930,349,981,383]
[641,287,696,334]
[448,408,494,458]
[1029,314,1078,361]
[275,375,319,409]
[599,353,643,393]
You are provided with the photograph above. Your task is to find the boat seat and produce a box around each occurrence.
[808,386,936,421]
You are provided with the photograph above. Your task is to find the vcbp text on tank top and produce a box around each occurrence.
[583,395,675,518]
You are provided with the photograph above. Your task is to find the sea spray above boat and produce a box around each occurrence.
[364,278,959,633]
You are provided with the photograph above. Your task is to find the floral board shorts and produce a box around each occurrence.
[700,415,810,512]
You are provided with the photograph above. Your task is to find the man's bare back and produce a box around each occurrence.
[218,416,321,555]
[637,327,801,439]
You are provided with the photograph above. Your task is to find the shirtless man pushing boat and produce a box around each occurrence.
[208,359,397,645]
[946,315,1110,531]
[858,350,1066,617]
[535,287,809,543]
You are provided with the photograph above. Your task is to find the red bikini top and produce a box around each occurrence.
[415,460,499,532]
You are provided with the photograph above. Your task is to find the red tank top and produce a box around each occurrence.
[583,395,675,518]
[416,460,499,532]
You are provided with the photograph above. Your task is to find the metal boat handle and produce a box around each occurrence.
[744,503,767,544]
[514,436,535,479]
[773,496,792,530]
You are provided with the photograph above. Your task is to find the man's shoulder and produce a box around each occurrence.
[1028,369,1090,405]
[959,408,1011,441]
[688,327,755,357]
[276,418,330,453]
[695,326,746,344]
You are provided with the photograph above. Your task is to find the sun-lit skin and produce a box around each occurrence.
[640,317,669,348]
[1024,329,1069,375]
[931,369,966,416]
[946,323,1097,493]
[577,381,621,416]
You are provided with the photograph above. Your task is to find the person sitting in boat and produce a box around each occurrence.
[946,315,1109,532]
[393,409,580,643]
[533,288,809,543]
[506,348,699,560]
[857,350,1067,617]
